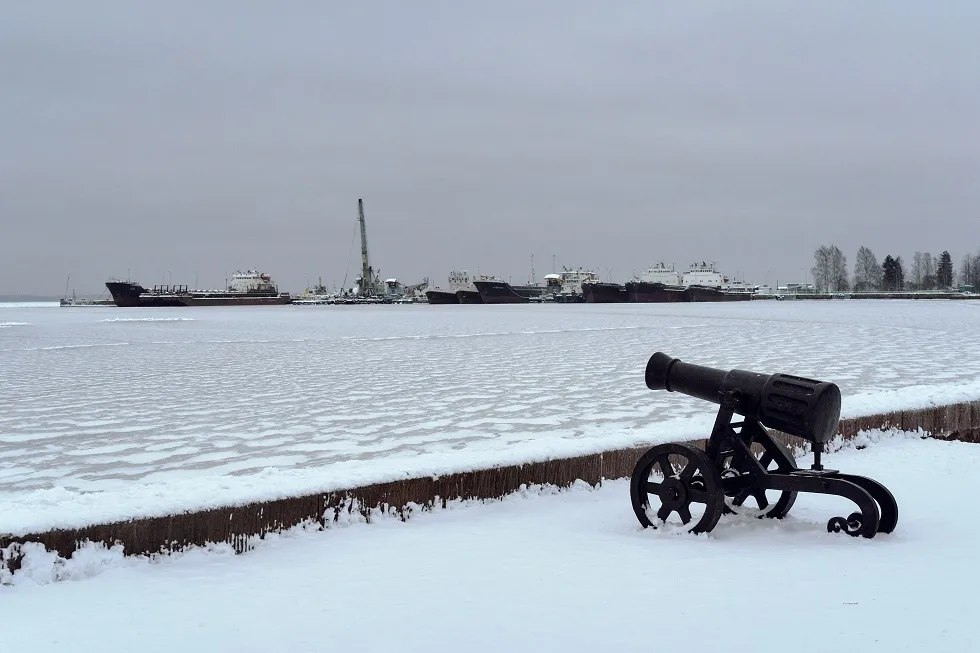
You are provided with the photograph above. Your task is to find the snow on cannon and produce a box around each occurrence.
[629,352,898,538]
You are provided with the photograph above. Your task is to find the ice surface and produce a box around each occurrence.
[2,434,977,652]
[2,300,980,533]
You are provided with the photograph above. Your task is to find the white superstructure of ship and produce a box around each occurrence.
[680,261,757,293]
[550,267,600,301]
[636,262,683,286]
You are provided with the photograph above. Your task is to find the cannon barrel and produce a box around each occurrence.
[645,352,842,443]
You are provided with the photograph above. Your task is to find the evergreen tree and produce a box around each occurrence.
[881,255,896,291]
[937,251,954,288]
[881,255,905,291]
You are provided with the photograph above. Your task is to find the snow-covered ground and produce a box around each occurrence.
[2,432,976,651]
[2,300,980,533]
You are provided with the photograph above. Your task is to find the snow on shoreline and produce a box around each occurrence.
[0,427,928,586]
[1,377,976,537]
[841,376,980,417]
[4,433,977,651]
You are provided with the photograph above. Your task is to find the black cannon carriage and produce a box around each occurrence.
[630,352,899,538]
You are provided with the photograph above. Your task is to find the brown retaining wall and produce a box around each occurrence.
[3,400,980,573]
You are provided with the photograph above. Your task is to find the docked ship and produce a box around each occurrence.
[582,280,627,303]
[625,262,687,302]
[685,285,752,302]
[105,270,291,307]
[425,270,487,304]
[473,279,547,304]
[620,261,757,302]
[549,267,600,303]
[679,261,753,302]
[458,274,498,304]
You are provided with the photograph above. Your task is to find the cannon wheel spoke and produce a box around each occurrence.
[630,442,725,535]
[676,505,692,524]
[725,433,798,519]
[679,461,698,481]
[643,481,663,495]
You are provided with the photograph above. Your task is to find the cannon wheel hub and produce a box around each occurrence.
[661,478,689,508]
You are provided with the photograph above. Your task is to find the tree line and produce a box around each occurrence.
[808,245,976,292]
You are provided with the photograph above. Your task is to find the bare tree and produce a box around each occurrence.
[911,252,923,290]
[829,246,848,291]
[961,249,980,289]
[854,246,881,291]
[811,245,831,292]
[921,252,935,289]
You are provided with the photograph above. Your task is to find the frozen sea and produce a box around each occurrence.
[3,299,980,532]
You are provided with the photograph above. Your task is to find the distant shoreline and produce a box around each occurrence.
[0,295,62,302]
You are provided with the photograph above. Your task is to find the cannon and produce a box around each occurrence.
[629,352,898,538]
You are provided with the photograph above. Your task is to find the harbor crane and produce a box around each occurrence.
[356,198,382,297]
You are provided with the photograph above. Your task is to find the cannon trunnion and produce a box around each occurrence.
[630,352,899,538]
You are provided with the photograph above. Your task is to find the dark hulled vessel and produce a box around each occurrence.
[685,285,753,302]
[424,289,460,304]
[625,281,687,303]
[425,269,485,305]
[456,289,483,304]
[473,280,546,304]
[582,281,627,303]
[105,271,291,307]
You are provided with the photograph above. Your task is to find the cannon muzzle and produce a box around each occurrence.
[645,352,841,443]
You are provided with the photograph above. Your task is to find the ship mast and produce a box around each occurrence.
[357,198,377,297]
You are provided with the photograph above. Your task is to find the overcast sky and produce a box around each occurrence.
[2,1,978,295]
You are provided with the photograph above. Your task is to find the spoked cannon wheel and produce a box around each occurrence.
[630,443,725,534]
[721,435,798,520]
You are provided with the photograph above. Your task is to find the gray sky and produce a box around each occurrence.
[2,1,978,295]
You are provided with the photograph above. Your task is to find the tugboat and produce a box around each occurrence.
[105,270,291,307]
